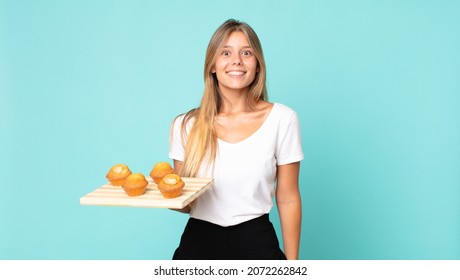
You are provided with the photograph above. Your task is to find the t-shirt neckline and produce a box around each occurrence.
[217,102,278,146]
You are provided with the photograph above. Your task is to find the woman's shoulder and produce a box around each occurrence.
[255,101,296,114]
[271,102,298,117]
[172,109,197,131]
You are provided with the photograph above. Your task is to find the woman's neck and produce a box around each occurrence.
[218,88,253,114]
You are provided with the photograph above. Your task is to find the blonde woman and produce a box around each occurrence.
[169,19,303,260]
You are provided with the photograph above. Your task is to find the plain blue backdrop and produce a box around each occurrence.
[1,0,459,259]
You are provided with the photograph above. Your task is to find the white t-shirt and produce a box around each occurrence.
[169,103,304,226]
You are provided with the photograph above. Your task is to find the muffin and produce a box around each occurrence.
[150,162,174,184]
[122,173,148,197]
[106,163,132,186]
[157,174,185,199]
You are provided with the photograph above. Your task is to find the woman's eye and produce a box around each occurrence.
[242,50,252,56]
[222,50,230,56]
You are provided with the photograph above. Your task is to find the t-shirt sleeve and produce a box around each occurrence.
[275,111,304,165]
[169,115,186,162]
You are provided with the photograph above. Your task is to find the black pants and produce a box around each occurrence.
[172,214,287,260]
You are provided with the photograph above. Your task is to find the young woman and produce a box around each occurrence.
[169,19,304,260]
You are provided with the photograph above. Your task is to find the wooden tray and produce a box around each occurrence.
[80,177,213,209]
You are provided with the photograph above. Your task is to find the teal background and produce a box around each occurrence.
[1,0,459,260]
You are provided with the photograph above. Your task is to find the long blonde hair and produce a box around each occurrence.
[176,19,268,177]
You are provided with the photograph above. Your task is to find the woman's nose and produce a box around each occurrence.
[232,54,242,65]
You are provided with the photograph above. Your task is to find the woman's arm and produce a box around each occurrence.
[276,161,302,260]
[173,159,183,175]
[171,159,191,213]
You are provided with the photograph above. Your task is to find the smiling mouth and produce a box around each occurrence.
[226,70,246,76]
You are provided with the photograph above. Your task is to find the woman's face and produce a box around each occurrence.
[213,31,258,94]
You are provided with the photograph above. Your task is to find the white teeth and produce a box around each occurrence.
[227,71,245,75]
